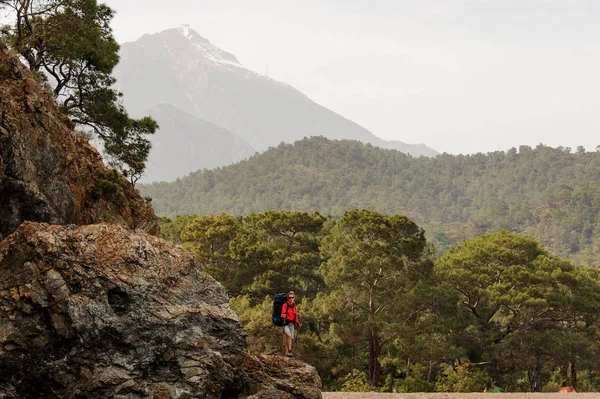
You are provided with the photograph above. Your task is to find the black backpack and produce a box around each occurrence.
[272,292,288,326]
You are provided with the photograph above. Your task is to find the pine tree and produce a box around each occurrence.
[1,0,157,184]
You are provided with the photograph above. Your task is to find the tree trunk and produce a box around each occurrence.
[570,361,577,389]
[351,302,356,371]
[427,361,433,383]
[530,362,542,392]
[405,356,412,392]
[368,326,381,387]
[367,292,381,387]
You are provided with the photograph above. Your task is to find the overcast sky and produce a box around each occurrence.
[103,0,600,154]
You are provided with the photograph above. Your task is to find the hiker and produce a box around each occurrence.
[282,291,301,357]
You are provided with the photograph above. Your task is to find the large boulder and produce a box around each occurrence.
[0,222,322,398]
[0,44,157,239]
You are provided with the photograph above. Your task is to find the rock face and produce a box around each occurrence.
[0,44,158,239]
[0,222,322,398]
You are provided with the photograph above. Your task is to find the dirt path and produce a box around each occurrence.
[323,393,596,399]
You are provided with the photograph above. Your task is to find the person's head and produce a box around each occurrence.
[287,291,295,302]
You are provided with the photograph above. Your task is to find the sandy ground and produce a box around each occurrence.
[323,393,597,399]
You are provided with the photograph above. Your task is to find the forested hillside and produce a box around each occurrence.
[159,210,600,393]
[140,137,600,265]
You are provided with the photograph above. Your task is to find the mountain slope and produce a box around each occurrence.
[141,104,255,182]
[114,27,436,156]
[139,137,600,265]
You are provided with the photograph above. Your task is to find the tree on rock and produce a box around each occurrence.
[0,0,157,184]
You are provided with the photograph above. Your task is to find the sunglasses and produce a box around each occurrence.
[288,296,295,299]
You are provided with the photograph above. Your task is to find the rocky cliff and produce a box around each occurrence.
[0,44,321,398]
[0,223,321,398]
[0,44,157,239]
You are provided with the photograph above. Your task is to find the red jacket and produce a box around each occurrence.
[281,302,299,326]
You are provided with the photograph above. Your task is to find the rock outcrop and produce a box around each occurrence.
[0,43,321,399]
[242,355,323,399]
[0,44,157,239]
[0,222,322,398]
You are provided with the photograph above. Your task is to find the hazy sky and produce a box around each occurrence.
[103,0,600,154]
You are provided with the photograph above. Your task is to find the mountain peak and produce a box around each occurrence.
[175,25,209,45]
[167,25,240,65]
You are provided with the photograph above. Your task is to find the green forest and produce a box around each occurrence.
[140,137,600,267]
[159,210,600,392]
[6,0,599,394]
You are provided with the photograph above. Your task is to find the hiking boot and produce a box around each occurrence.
[286,352,293,357]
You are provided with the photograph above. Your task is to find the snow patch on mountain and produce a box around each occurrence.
[174,25,257,72]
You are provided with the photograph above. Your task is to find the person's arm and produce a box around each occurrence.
[281,303,288,319]
[295,309,301,326]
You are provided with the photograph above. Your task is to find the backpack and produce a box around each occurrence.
[272,292,288,326]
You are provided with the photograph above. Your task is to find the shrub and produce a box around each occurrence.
[93,179,118,199]
[435,359,490,392]
[340,369,373,392]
